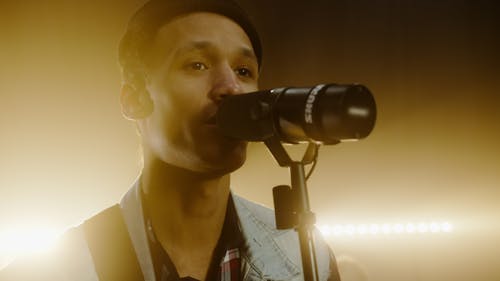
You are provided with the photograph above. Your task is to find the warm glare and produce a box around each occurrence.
[0,226,62,261]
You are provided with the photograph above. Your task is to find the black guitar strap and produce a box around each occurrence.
[83,204,144,281]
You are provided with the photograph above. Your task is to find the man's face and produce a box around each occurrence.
[138,12,259,175]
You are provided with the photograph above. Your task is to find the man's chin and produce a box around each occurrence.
[195,141,248,176]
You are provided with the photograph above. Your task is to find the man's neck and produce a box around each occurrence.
[141,158,230,279]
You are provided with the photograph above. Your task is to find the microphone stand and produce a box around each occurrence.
[264,136,321,281]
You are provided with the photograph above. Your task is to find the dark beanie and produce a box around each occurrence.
[119,0,262,88]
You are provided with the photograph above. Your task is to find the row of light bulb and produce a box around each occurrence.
[318,222,453,236]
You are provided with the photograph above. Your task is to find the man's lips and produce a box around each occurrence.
[201,110,244,142]
[202,103,219,125]
[202,119,246,144]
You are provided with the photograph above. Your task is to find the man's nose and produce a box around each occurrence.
[208,64,242,103]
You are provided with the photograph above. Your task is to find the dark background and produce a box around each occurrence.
[1,1,499,280]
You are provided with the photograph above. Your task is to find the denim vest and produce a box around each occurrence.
[232,195,335,281]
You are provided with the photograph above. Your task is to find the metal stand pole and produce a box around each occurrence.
[265,138,320,281]
[291,162,319,281]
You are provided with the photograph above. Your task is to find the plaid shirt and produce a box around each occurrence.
[143,196,243,281]
[217,248,240,281]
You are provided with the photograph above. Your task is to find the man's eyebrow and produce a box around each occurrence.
[175,41,213,55]
[174,41,257,62]
[239,46,258,63]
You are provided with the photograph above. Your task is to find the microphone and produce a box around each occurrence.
[216,84,376,144]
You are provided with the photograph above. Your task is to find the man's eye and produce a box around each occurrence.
[189,62,208,71]
[235,67,253,78]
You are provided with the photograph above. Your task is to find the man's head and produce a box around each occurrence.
[118,0,262,175]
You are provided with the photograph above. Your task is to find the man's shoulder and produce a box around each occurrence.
[232,194,338,281]
[232,194,276,227]
[233,193,328,244]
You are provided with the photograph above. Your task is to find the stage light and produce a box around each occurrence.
[345,224,355,235]
[334,225,344,236]
[429,222,440,233]
[405,223,416,233]
[393,224,404,233]
[318,225,333,236]
[369,224,380,235]
[381,224,392,234]
[318,222,454,237]
[357,224,368,235]
[441,222,453,232]
[0,226,62,268]
[417,223,429,233]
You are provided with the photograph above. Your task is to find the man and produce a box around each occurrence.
[1,0,340,280]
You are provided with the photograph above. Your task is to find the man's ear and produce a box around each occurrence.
[120,83,154,120]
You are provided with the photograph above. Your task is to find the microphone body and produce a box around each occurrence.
[216,84,376,144]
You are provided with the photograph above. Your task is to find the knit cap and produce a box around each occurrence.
[119,0,262,86]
